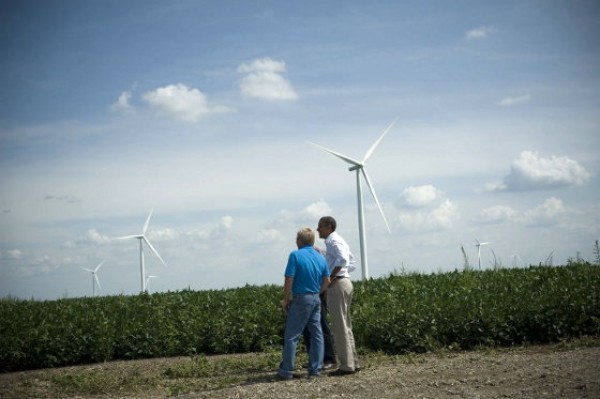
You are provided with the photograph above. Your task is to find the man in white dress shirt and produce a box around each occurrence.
[317,216,361,375]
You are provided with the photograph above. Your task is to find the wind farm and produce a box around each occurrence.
[308,120,395,280]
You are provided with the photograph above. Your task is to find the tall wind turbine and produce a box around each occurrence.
[308,120,395,280]
[114,209,167,292]
[81,260,105,297]
[145,275,159,292]
[475,239,492,269]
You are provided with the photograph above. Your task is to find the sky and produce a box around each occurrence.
[1,0,599,300]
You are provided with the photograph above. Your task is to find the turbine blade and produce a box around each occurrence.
[363,119,397,163]
[143,236,167,267]
[307,141,361,166]
[81,267,93,272]
[361,168,391,233]
[143,209,154,235]
[112,234,141,240]
[94,260,106,272]
[94,274,101,290]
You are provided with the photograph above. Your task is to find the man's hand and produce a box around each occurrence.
[281,298,291,314]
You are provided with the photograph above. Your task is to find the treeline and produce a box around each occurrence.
[1,262,598,372]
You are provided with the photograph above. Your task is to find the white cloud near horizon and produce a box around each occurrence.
[237,57,299,101]
[110,91,135,114]
[397,185,441,208]
[478,197,568,226]
[142,84,233,123]
[397,199,459,231]
[497,94,531,107]
[465,26,494,39]
[488,151,591,192]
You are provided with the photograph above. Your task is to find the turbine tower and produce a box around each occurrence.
[308,120,395,280]
[114,209,167,292]
[81,260,105,297]
[475,239,492,269]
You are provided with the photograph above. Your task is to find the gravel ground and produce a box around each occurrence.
[1,344,599,398]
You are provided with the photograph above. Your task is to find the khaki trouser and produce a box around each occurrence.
[327,277,360,371]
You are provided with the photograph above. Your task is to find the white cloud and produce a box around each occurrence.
[478,205,518,224]
[110,91,135,114]
[397,199,459,231]
[237,57,298,101]
[301,200,332,219]
[495,151,591,192]
[465,26,494,39]
[149,228,180,241]
[77,229,111,245]
[521,197,567,226]
[142,84,233,123]
[250,228,282,244]
[2,249,22,260]
[496,94,531,107]
[397,185,440,208]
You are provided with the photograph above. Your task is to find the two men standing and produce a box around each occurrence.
[277,217,360,380]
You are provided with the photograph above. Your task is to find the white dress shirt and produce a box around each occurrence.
[323,231,356,278]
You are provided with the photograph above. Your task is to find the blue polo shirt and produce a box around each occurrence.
[284,245,330,294]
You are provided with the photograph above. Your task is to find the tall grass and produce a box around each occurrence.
[1,262,599,372]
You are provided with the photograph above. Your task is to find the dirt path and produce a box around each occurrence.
[1,344,599,398]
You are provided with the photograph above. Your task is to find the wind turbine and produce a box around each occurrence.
[145,275,159,292]
[475,239,492,269]
[81,260,105,297]
[113,209,167,292]
[308,120,395,280]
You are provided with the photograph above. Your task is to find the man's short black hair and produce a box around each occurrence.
[319,216,337,231]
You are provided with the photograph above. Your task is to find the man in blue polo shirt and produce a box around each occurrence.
[276,227,331,380]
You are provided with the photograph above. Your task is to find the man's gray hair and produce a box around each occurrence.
[297,227,315,246]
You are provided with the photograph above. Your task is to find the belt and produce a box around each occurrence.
[294,292,319,296]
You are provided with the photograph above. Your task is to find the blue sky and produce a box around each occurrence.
[1,1,599,300]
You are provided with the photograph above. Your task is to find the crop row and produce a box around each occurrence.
[1,262,599,371]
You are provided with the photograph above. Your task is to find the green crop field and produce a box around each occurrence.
[1,261,599,372]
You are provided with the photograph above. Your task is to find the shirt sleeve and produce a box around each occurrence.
[284,252,297,277]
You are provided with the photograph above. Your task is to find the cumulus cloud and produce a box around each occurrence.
[85,229,111,245]
[496,94,531,107]
[237,57,299,101]
[301,200,332,219]
[490,151,590,192]
[465,26,494,39]
[1,248,22,260]
[478,205,518,224]
[397,199,459,231]
[521,197,567,226]
[187,216,234,242]
[142,84,233,123]
[397,185,440,208]
[250,228,282,244]
[110,91,135,114]
[477,198,569,226]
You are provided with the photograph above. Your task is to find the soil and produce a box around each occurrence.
[1,344,599,398]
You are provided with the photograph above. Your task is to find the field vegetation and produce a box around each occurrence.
[1,260,599,373]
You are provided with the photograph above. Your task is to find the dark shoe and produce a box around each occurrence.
[308,373,322,379]
[329,368,356,376]
[275,373,293,381]
[355,367,361,372]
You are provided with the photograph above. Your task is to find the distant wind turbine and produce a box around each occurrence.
[475,239,492,269]
[308,120,395,280]
[113,209,167,292]
[145,275,159,292]
[81,260,105,297]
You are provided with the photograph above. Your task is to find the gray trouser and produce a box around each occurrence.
[327,277,359,371]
